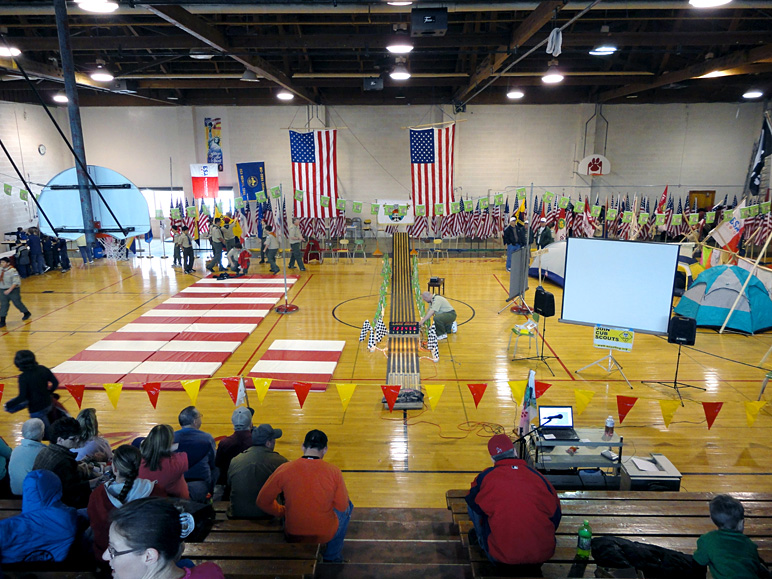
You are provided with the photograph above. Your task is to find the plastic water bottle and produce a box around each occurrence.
[604,416,615,438]
[577,520,592,559]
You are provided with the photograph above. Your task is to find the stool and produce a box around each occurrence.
[427,277,445,294]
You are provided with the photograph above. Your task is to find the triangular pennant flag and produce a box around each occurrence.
[336,383,357,412]
[745,401,767,427]
[424,384,445,411]
[659,400,680,428]
[534,381,552,399]
[616,395,638,424]
[574,389,595,415]
[702,401,723,430]
[181,379,201,406]
[293,381,313,408]
[142,382,161,409]
[64,384,85,409]
[103,383,123,409]
[381,384,401,412]
[0,383,4,405]
[467,383,487,409]
[253,378,272,404]
[236,377,247,406]
[222,377,241,405]
[508,380,527,405]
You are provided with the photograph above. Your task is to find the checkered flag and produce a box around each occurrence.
[359,319,372,342]
[428,323,439,361]
[375,317,387,342]
[368,327,377,351]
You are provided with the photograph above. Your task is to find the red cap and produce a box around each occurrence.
[488,434,514,458]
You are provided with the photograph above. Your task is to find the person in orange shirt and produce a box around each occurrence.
[257,429,353,563]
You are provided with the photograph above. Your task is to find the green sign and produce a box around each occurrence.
[234,197,245,209]
[606,208,618,221]
[516,187,527,201]
[740,207,751,219]
[3,184,10,196]
[464,200,473,211]
[371,203,380,215]
[256,191,267,203]
[558,196,570,209]
[186,205,197,217]
[270,186,282,199]
[415,204,426,216]
[450,202,461,214]
[671,213,683,225]
[749,204,760,216]
[19,189,28,201]
[638,212,649,225]
[294,189,304,201]
[762,202,771,214]
[336,199,347,211]
[352,201,362,213]
[479,198,489,210]
[591,205,601,217]
[655,213,666,226]
[705,211,715,224]
[155,209,164,219]
[573,203,584,214]
[320,196,330,207]
[170,208,181,219]
[543,191,554,203]
[434,203,445,215]
[399,204,408,216]
[723,211,734,222]
[621,211,633,223]
[494,193,504,206]
[687,213,699,225]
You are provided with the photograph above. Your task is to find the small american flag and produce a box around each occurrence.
[243,202,255,236]
[198,201,210,238]
[184,198,196,233]
[666,197,679,238]
[410,124,455,218]
[291,130,339,219]
[409,215,428,238]
[491,203,502,237]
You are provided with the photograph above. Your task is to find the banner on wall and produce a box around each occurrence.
[236,162,267,201]
[375,198,415,226]
[205,117,223,172]
[190,164,219,199]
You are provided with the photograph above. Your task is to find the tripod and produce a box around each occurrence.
[576,348,632,389]
[517,312,557,376]
[643,343,705,406]
[497,294,532,315]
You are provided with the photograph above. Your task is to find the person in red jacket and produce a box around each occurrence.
[465,434,562,569]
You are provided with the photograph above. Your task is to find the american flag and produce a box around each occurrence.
[290,130,340,219]
[681,198,692,236]
[280,199,290,237]
[503,198,511,229]
[491,203,502,237]
[264,201,275,231]
[298,217,315,239]
[642,199,654,240]
[244,202,255,236]
[409,215,428,238]
[169,199,180,236]
[410,124,455,217]
[331,215,347,238]
[315,218,327,240]
[183,198,196,233]
[546,202,559,228]
[530,197,541,233]
[618,195,631,240]
[198,201,210,238]
[432,215,442,237]
[667,198,681,238]
[441,214,455,238]
[480,205,496,238]
[237,204,250,237]
[580,197,596,238]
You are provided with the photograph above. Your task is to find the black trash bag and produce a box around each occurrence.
[591,536,706,579]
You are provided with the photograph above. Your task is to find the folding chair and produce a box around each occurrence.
[321,239,338,264]
[432,238,448,261]
[336,239,353,263]
[353,239,367,262]
[508,314,540,358]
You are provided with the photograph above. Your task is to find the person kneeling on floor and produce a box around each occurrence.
[420,291,456,340]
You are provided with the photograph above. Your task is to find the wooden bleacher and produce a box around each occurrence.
[447,489,772,579]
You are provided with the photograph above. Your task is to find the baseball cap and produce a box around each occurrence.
[253,423,283,445]
[540,217,547,222]
[510,216,518,222]
[488,434,514,459]
[231,407,253,431]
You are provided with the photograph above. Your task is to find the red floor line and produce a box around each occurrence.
[235,274,314,377]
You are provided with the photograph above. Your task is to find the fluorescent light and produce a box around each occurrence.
[689,0,732,6]
[53,92,68,103]
[189,48,215,60]
[387,2,413,5]
[589,45,617,56]
[507,89,524,99]
[386,42,413,54]
[542,64,564,84]
[743,90,763,99]
[698,70,729,78]
[78,1,119,13]
[276,90,294,100]
[390,64,411,80]
[0,47,21,57]
[90,71,114,82]
[167,96,179,101]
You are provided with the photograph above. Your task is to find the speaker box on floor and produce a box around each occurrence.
[668,316,696,345]
[534,286,555,317]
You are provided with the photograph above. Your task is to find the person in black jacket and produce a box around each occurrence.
[502,216,528,272]
[5,350,59,441]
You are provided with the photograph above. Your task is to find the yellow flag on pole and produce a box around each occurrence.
[181,379,201,406]
[253,378,272,404]
[424,384,445,411]
[508,380,527,404]
[745,401,767,427]
[574,389,595,415]
[336,384,357,412]
[659,400,680,428]
[103,383,123,409]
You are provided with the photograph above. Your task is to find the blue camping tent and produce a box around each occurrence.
[674,265,772,334]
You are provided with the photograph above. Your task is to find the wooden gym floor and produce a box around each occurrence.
[0,250,770,508]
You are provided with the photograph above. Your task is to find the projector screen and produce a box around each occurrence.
[560,238,679,335]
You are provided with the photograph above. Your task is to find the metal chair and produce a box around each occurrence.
[353,238,367,262]
[419,237,435,261]
[321,239,338,263]
[508,314,540,358]
[432,238,449,261]
[336,238,353,263]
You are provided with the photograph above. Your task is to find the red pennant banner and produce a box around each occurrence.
[467,383,487,408]
[0,383,4,406]
[702,402,724,430]
[64,384,85,409]
[616,395,638,424]
[534,381,552,399]
[381,385,401,412]
[293,381,313,409]
[142,382,161,409]
[222,377,241,405]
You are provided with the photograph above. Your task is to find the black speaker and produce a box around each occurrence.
[668,316,696,345]
[411,8,448,37]
[534,286,555,317]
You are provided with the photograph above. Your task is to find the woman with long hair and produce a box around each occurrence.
[5,350,58,440]
[72,408,113,462]
[103,497,224,578]
[87,445,161,558]
[138,425,189,499]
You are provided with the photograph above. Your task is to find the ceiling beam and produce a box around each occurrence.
[453,0,567,103]
[143,4,315,103]
[598,43,772,102]
[0,55,113,90]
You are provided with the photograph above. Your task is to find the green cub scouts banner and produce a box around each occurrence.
[559,196,570,209]
[516,187,527,201]
[687,213,698,225]
[415,205,426,216]
[398,205,408,216]
[434,204,445,215]
[723,211,734,222]
[186,205,197,217]
[622,211,633,223]
[19,189,28,201]
[234,197,245,209]
[294,190,304,201]
[170,208,181,219]
[705,211,715,224]
[606,208,618,221]
[543,191,554,203]
[591,205,601,217]
[464,200,473,211]
[336,199,347,211]
[479,198,489,210]
[761,202,771,214]
[638,212,649,225]
[573,202,584,214]
[655,213,666,226]
[494,193,504,206]
[320,196,330,208]
[155,209,164,219]
[256,191,267,203]
[3,184,11,196]
[671,213,683,225]
[450,202,461,214]
[270,186,282,199]
[352,202,362,213]
[370,203,380,215]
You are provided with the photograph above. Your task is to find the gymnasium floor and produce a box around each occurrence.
[0,250,770,508]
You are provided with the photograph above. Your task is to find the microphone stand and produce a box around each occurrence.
[513,417,559,464]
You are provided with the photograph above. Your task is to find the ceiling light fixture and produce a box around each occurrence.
[541,59,564,84]
[77,0,119,13]
[698,70,728,79]
[189,48,216,60]
[743,90,763,99]
[276,89,294,101]
[0,46,21,58]
[506,88,525,100]
[240,70,260,82]
[53,92,68,103]
[386,24,413,54]
[387,1,413,6]
[90,59,114,82]
[689,0,732,7]
[390,56,411,81]
[589,45,617,56]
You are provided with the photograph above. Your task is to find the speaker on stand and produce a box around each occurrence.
[644,316,705,405]
[517,286,558,376]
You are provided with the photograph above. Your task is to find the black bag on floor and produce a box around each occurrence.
[591,536,706,579]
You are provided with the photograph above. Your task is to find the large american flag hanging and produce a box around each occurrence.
[410,124,455,217]
[290,129,339,219]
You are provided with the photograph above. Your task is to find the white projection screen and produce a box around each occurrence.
[560,238,679,335]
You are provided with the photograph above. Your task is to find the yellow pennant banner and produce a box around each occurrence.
[659,400,680,428]
[424,384,445,411]
[508,380,527,405]
[336,383,357,412]
[253,378,272,404]
[745,401,767,427]
[181,379,201,406]
[574,389,595,416]
[103,383,123,409]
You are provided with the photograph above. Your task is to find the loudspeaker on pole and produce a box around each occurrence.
[667,316,696,346]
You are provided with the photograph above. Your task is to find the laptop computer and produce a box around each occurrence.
[538,405,580,440]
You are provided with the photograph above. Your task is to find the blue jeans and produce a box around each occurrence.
[323,500,353,562]
[506,244,521,270]
[78,246,92,262]
[467,503,496,563]
[30,253,45,274]
[30,404,53,441]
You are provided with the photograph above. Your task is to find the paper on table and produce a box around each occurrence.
[543,434,556,440]
[632,457,659,472]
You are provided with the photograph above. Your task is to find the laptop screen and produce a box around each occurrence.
[538,406,574,428]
